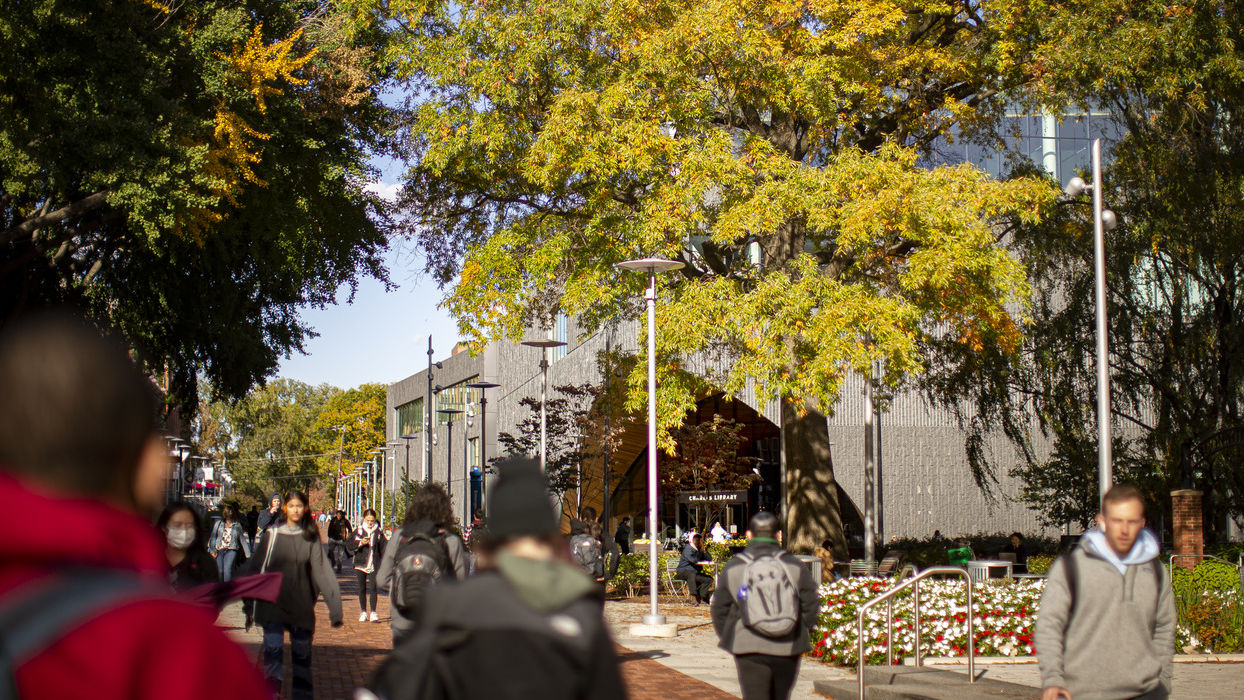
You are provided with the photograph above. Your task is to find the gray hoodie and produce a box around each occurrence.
[1035,528,1174,700]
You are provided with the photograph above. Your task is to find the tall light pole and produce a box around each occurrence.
[521,338,566,472]
[399,434,417,514]
[1065,137,1119,504]
[439,407,463,519]
[466,381,501,509]
[387,441,402,525]
[617,256,684,634]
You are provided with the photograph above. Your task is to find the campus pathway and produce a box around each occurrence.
[218,576,1242,699]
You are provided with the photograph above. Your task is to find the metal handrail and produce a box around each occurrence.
[856,566,975,700]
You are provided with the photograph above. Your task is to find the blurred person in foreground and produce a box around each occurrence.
[0,312,269,699]
[1036,483,1173,700]
[711,511,818,700]
[365,455,624,700]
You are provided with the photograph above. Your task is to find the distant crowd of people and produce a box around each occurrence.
[0,313,1175,700]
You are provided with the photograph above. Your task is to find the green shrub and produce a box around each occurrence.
[1193,561,1242,592]
[1027,554,1055,575]
[1169,560,1244,653]
[882,533,1059,570]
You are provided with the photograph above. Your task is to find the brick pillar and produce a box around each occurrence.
[1170,489,1203,570]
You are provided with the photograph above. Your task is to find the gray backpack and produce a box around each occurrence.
[734,551,800,638]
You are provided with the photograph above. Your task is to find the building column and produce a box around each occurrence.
[1170,489,1203,570]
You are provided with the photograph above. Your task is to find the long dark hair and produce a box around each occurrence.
[404,482,455,528]
[157,501,205,551]
[283,490,320,542]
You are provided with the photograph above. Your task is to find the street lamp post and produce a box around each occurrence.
[521,338,567,472]
[617,256,684,634]
[1065,137,1119,504]
[369,450,383,522]
[465,381,501,510]
[399,434,418,514]
[439,407,463,518]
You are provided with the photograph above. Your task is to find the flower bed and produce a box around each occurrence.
[811,577,1042,666]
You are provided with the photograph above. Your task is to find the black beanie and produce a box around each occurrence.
[487,455,558,540]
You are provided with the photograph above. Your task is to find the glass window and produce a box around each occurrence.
[551,314,568,363]
[435,377,480,424]
[396,398,423,437]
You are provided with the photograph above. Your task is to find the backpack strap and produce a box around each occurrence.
[0,571,161,700]
[1062,551,1079,623]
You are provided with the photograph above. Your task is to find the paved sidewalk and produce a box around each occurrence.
[218,581,1243,699]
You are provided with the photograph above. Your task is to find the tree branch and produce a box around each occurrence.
[0,190,109,247]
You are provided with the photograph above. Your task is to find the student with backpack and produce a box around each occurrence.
[246,490,343,700]
[569,505,619,584]
[375,482,468,645]
[364,455,624,700]
[1035,484,1173,700]
[711,511,818,700]
[0,313,270,700]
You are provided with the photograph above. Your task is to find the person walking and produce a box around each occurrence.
[327,509,352,573]
[614,516,632,555]
[353,508,387,622]
[256,492,283,534]
[208,503,251,582]
[246,490,343,700]
[376,482,468,645]
[0,312,270,699]
[1035,483,1174,700]
[245,505,260,547]
[158,501,218,591]
[677,532,714,605]
[711,511,819,700]
[366,455,624,700]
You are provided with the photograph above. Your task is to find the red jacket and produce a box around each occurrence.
[0,473,270,700]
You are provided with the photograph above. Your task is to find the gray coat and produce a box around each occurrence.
[710,540,819,657]
[376,525,468,639]
[247,527,342,630]
[1035,541,1174,699]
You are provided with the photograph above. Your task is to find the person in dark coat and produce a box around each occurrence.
[711,512,819,700]
[158,501,218,591]
[614,516,632,555]
[256,492,282,533]
[246,490,343,700]
[352,508,386,622]
[369,456,624,700]
[677,532,714,604]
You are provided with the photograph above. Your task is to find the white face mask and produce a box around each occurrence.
[167,528,195,550]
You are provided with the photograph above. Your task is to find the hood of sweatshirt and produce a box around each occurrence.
[0,472,168,581]
[1083,526,1160,575]
[495,550,597,612]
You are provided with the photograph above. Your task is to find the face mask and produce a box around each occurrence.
[167,528,195,550]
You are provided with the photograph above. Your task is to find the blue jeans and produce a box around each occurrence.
[217,548,237,582]
[262,621,313,700]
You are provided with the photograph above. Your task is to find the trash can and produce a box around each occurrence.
[794,554,822,583]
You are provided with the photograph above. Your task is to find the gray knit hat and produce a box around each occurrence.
[487,455,557,540]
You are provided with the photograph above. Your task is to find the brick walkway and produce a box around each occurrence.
[220,571,736,699]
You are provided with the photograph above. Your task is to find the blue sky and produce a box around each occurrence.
[274,172,462,390]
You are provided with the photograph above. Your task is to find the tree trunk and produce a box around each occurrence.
[783,397,847,559]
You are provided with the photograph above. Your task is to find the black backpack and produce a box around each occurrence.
[1,571,164,700]
[390,519,451,618]
[569,533,604,580]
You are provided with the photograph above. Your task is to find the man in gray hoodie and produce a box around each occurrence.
[1035,483,1174,700]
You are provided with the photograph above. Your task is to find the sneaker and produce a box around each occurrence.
[369,612,379,622]
[359,612,368,622]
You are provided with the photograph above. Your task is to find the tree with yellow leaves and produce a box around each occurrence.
[379,0,1057,555]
